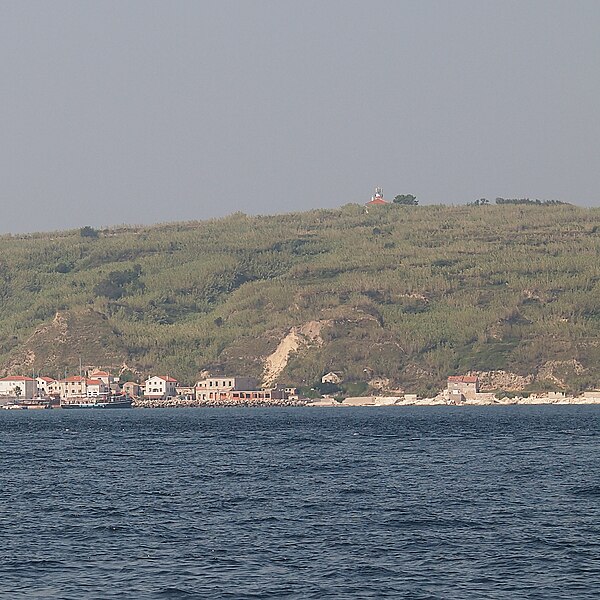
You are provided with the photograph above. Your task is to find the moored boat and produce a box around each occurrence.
[60,394,133,409]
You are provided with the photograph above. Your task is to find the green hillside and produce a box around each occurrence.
[1,203,600,395]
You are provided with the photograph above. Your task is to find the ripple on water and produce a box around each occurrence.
[1,406,600,599]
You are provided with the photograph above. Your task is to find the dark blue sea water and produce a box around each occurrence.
[1,406,600,599]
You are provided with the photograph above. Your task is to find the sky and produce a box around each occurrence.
[1,0,599,233]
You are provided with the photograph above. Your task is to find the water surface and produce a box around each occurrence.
[1,406,599,599]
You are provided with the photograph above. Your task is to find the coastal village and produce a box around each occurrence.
[0,371,301,409]
[1,189,598,410]
[1,370,600,409]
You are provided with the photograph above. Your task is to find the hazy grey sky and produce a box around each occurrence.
[2,0,599,233]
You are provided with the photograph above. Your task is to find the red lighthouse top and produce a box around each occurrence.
[366,186,388,205]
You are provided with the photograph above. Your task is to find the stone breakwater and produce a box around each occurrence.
[133,397,308,409]
[133,394,600,409]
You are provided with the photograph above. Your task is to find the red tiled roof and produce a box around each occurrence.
[37,376,55,382]
[62,376,85,383]
[157,376,178,382]
[448,376,478,383]
[90,370,110,376]
[86,379,103,385]
[0,376,35,381]
[366,198,388,205]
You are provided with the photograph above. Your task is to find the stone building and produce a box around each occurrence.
[447,376,479,401]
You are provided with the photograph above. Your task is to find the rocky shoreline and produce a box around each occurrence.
[307,393,600,407]
[132,393,600,408]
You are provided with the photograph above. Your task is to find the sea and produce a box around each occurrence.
[1,405,600,599]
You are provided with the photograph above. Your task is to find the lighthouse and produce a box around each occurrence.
[366,186,388,206]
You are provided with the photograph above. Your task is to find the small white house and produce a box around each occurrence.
[86,379,109,397]
[36,376,55,397]
[321,372,342,385]
[0,376,37,399]
[144,376,178,400]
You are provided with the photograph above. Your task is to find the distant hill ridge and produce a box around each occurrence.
[1,203,600,396]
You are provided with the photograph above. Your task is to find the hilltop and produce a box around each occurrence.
[1,203,600,396]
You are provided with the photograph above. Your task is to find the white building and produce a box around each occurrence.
[0,376,37,399]
[36,376,55,397]
[195,376,257,401]
[144,376,178,400]
[321,372,342,384]
[85,379,109,397]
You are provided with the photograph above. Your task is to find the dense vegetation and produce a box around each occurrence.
[1,203,600,395]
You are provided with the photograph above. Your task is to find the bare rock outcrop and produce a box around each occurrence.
[473,370,534,392]
[262,320,331,387]
[537,359,586,387]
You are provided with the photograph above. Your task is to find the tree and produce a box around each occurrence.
[80,226,99,238]
[55,262,73,273]
[93,265,144,300]
[393,194,418,205]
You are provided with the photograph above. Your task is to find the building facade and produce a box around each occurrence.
[144,376,178,400]
[0,376,37,399]
[57,376,109,398]
[447,376,480,401]
[195,376,258,401]
[36,376,55,397]
[122,382,141,398]
[89,370,118,386]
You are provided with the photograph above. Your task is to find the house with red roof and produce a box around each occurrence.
[144,376,178,400]
[366,186,388,206]
[58,375,109,398]
[0,376,37,399]
[89,370,119,387]
[86,379,108,397]
[447,375,480,401]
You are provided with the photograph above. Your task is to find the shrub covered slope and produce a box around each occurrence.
[1,203,599,394]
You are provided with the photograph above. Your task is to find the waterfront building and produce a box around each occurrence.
[175,386,195,401]
[195,376,258,402]
[122,382,141,398]
[144,376,178,400]
[85,379,108,397]
[447,376,479,401]
[58,376,109,398]
[204,387,289,403]
[36,376,55,397]
[0,376,37,399]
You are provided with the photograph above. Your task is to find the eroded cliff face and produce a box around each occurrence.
[262,320,329,387]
